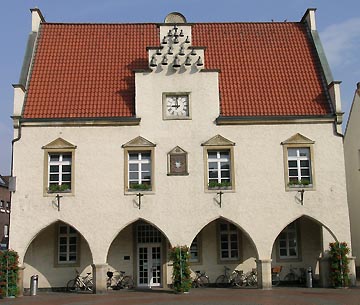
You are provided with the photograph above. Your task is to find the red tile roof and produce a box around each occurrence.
[23,22,332,119]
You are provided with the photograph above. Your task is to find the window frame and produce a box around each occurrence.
[217,221,242,262]
[276,221,302,262]
[55,223,80,267]
[189,234,202,264]
[282,134,315,191]
[124,147,155,194]
[203,145,235,192]
[42,138,76,196]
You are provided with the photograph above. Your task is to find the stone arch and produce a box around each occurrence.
[269,213,338,255]
[22,219,94,289]
[105,217,172,258]
[188,215,260,260]
[21,219,93,264]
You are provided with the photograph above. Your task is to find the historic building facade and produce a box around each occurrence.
[10,8,355,293]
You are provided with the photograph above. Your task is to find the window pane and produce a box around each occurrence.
[300,160,309,167]
[141,173,151,180]
[289,249,297,256]
[129,153,139,160]
[69,245,77,252]
[209,171,218,179]
[59,245,67,252]
[59,237,67,244]
[287,149,297,157]
[129,172,139,180]
[220,152,229,159]
[50,165,59,173]
[231,250,238,258]
[280,249,287,256]
[62,174,71,181]
[69,237,77,244]
[129,163,138,171]
[220,163,230,170]
[301,169,310,176]
[62,154,72,162]
[142,163,151,172]
[50,174,59,181]
[299,148,309,157]
[208,162,218,170]
[220,223,228,231]
[69,227,76,234]
[59,226,67,234]
[62,165,71,172]
[208,151,217,159]
[221,170,230,178]
[69,255,77,261]
[289,169,298,176]
[59,255,67,261]
[288,161,297,168]
[50,154,60,161]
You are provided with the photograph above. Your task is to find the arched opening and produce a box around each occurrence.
[188,217,259,285]
[271,215,336,287]
[107,219,171,289]
[23,220,93,290]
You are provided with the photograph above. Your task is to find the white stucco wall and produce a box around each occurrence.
[344,90,360,268]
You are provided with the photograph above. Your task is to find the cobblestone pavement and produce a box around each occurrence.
[1,287,360,305]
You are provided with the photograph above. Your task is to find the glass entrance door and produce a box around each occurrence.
[138,245,161,287]
[137,223,162,288]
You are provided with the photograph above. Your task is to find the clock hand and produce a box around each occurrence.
[172,97,180,109]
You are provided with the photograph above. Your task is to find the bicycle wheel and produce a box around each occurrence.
[272,274,280,287]
[119,276,134,289]
[197,275,210,288]
[67,279,80,292]
[232,273,246,287]
[246,274,257,287]
[215,275,228,288]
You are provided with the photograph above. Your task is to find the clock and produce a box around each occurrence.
[164,94,190,119]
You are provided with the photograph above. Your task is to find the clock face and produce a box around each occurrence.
[165,95,189,118]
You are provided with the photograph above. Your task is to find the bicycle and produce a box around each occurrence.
[243,268,257,287]
[283,267,306,285]
[271,266,282,286]
[106,270,134,290]
[67,269,93,292]
[215,266,246,288]
[192,270,210,288]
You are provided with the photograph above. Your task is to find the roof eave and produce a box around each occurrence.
[216,114,335,125]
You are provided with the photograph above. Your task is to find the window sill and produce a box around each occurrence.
[44,191,74,197]
[125,190,155,195]
[205,187,235,193]
[286,185,314,191]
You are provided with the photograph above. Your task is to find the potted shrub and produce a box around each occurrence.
[329,241,350,288]
[288,179,310,188]
[48,184,71,193]
[208,181,232,190]
[169,246,191,293]
[129,183,151,191]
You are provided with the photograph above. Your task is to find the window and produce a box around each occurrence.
[219,222,239,260]
[58,224,78,265]
[282,133,315,190]
[5,201,10,212]
[42,138,76,196]
[287,148,311,184]
[202,135,235,191]
[0,200,4,211]
[278,222,299,259]
[208,150,231,186]
[4,225,9,237]
[189,235,201,263]
[122,136,156,193]
[128,152,152,189]
[48,153,72,191]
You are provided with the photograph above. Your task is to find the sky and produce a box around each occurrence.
[0,0,359,175]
